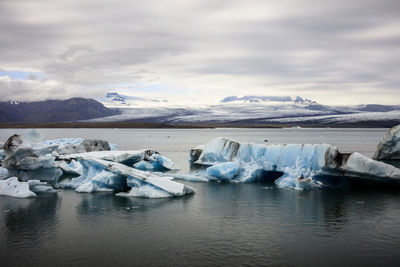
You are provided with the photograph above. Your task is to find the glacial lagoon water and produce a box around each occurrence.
[1,128,400,266]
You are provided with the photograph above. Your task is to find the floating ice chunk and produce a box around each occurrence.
[58,159,83,176]
[343,152,400,181]
[0,177,36,198]
[61,157,194,197]
[133,160,165,172]
[148,154,179,171]
[91,158,194,197]
[13,155,56,170]
[275,174,323,190]
[196,137,240,165]
[59,160,124,192]
[373,124,400,160]
[60,150,156,165]
[205,162,240,182]
[109,143,118,150]
[28,180,58,194]
[116,184,173,198]
[154,170,210,182]
[73,168,121,193]
[0,149,5,161]
[7,168,63,184]
[190,145,204,162]
[2,132,61,185]
[0,167,8,178]
[74,180,96,193]
[49,138,112,155]
[22,130,43,145]
[43,138,83,147]
[194,137,400,189]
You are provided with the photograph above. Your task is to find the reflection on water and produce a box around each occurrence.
[0,194,60,265]
[0,185,399,266]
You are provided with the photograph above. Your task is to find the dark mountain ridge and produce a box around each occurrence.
[0,98,120,123]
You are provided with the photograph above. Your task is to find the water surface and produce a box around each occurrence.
[1,128,399,266]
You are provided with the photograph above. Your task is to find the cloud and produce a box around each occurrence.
[0,75,106,101]
[0,0,399,104]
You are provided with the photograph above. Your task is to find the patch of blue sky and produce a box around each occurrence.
[0,70,44,80]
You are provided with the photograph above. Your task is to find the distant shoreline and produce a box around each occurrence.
[0,120,397,129]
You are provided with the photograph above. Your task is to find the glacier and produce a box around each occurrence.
[190,137,400,189]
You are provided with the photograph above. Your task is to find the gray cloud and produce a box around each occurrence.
[0,0,399,104]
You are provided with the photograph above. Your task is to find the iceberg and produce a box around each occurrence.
[0,177,57,198]
[60,157,195,198]
[109,143,118,150]
[60,149,179,172]
[59,149,158,165]
[0,149,5,162]
[205,162,240,182]
[1,131,62,185]
[0,131,189,198]
[0,166,8,178]
[58,159,83,176]
[154,170,210,183]
[373,124,400,161]
[28,180,59,194]
[0,177,36,198]
[148,154,179,171]
[133,160,165,172]
[192,137,400,189]
[45,138,112,155]
[190,145,204,162]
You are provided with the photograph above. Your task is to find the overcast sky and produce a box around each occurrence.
[0,0,399,105]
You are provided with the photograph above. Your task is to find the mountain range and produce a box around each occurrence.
[0,98,119,123]
[0,92,399,127]
[96,91,167,107]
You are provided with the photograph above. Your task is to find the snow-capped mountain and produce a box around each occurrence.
[220,95,317,105]
[96,91,167,107]
[1,92,398,126]
[86,93,400,127]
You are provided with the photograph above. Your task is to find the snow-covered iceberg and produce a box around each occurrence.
[191,137,400,189]
[60,157,195,198]
[373,124,400,161]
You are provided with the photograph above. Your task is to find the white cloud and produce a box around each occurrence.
[0,0,399,104]
[0,75,106,101]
